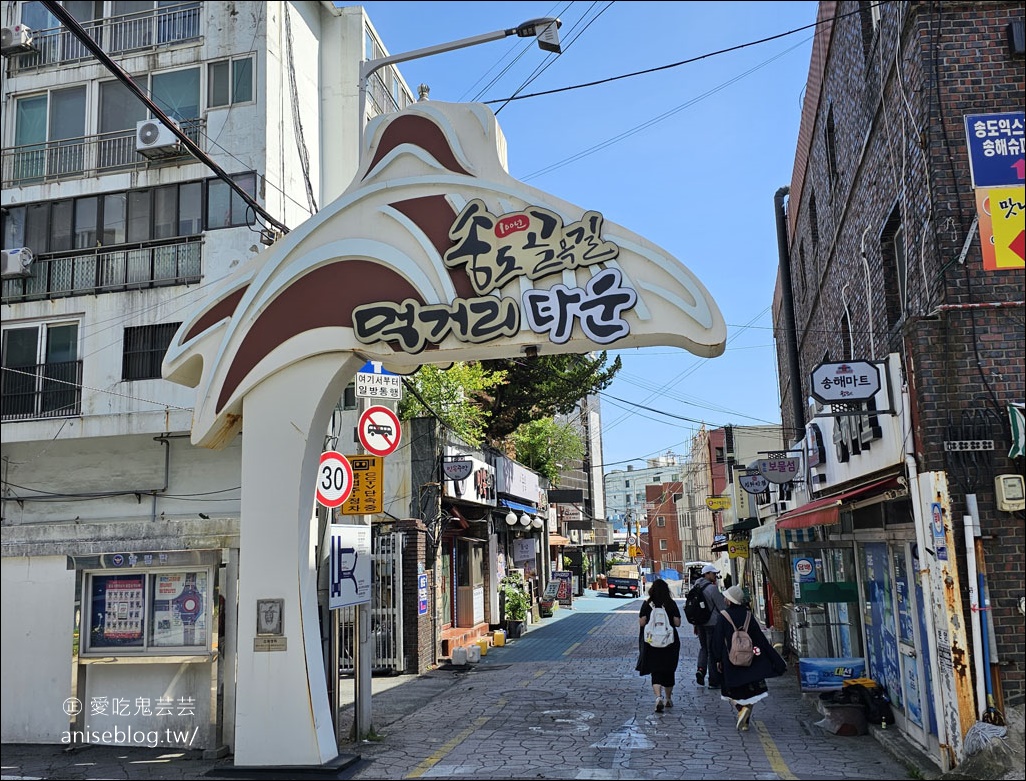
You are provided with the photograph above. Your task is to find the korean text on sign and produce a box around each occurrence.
[355,372,402,400]
[340,456,383,515]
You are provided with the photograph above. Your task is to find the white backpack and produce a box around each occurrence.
[644,602,674,648]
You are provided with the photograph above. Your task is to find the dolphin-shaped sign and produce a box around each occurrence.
[161,101,725,767]
[164,100,725,449]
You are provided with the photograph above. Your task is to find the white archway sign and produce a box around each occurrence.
[164,101,726,766]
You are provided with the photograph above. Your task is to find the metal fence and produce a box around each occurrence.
[1,120,204,188]
[10,3,201,71]
[339,531,406,675]
[1,360,83,421]
[1,239,202,304]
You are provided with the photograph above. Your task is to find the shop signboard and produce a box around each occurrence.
[442,450,495,505]
[739,472,770,494]
[963,111,1025,188]
[728,539,749,559]
[417,574,429,616]
[798,657,867,691]
[551,571,574,607]
[810,361,881,404]
[756,456,801,484]
[705,496,731,511]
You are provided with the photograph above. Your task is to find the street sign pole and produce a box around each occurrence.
[354,394,372,741]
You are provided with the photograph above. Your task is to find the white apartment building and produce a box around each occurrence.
[1,0,412,749]
[603,451,684,540]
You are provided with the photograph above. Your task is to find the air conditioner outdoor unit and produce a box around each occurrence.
[1,247,34,278]
[136,118,181,158]
[1,25,34,56]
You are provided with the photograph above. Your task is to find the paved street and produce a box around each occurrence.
[1,589,925,780]
[339,590,915,780]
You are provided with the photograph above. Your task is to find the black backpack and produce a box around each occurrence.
[683,581,713,625]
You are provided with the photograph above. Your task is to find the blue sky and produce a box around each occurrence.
[351,1,818,471]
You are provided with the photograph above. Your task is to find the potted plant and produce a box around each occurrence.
[500,574,530,638]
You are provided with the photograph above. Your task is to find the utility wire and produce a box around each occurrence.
[481,1,872,107]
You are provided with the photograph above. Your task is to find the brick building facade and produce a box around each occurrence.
[773,1,1023,770]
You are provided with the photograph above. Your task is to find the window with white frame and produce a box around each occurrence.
[659,539,668,551]
[1,320,80,419]
[208,56,254,108]
[656,516,666,527]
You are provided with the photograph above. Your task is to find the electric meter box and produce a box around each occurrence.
[994,474,1025,512]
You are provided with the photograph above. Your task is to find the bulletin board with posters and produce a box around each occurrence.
[78,550,217,655]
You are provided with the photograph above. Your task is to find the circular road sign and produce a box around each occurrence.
[358,405,402,457]
[316,451,354,508]
[627,534,637,545]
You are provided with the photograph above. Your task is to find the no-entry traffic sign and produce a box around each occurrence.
[358,405,402,457]
[316,451,354,508]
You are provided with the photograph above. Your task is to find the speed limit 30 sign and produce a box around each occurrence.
[316,451,354,508]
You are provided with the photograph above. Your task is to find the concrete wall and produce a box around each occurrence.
[0,556,76,742]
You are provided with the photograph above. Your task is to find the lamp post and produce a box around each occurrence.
[358,17,562,149]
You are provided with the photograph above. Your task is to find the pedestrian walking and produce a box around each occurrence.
[693,564,726,688]
[712,584,787,731]
[637,578,682,712]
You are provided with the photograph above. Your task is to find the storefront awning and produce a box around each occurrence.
[725,517,760,533]
[548,534,571,546]
[775,476,901,530]
[749,523,777,549]
[749,522,818,549]
[499,498,538,515]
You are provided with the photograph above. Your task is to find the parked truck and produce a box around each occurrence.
[606,564,643,598]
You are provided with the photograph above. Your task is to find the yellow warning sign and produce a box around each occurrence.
[339,455,383,515]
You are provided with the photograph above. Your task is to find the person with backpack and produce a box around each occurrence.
[687,564,727,688]
[711,584,787,731]
[637,578,682,713]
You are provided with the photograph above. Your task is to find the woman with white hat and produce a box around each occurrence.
[711,584,787,731]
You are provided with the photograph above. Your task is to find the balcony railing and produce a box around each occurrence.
[9,3,201,71]
[1,360,83,421]
[1,119,204,188]
[1,238,202,304]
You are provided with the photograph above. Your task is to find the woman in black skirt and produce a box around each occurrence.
[637,578,682,712]
[711,584,787,730]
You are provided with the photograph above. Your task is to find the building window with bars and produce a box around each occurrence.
[122,323,181,381]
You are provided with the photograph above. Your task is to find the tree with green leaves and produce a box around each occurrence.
[510,417,585,486]
[397,362,506,446]
[479,352,621,441]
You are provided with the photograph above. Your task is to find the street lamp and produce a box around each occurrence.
[358,17,562,148]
